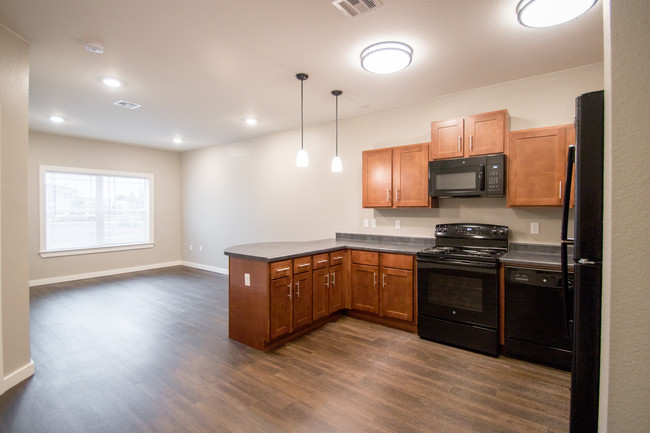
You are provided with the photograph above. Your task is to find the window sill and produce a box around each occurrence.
[40,242,154,258]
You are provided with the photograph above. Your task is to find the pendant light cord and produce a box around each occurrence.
[335,93,338,156]
[300,78,304,151]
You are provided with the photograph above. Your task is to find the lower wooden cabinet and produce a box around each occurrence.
[350,250,415,325]
[229,248,415,352]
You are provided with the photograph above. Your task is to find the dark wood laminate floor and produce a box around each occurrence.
[0,266,570,432]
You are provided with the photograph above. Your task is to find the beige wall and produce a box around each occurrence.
[181,63,604,271]
[0,25,33,393]
[601,1,650,431]
[28,132,183,284]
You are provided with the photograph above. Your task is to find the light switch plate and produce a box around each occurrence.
[371,219,377,228]
[363,218,369,228]
[244,273,250,286]
[530,222,539,234]
[395,220,401,229]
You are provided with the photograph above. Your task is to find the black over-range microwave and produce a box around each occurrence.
[428,154,505,198]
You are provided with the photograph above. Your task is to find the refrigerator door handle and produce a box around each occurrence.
[561,242,574,338]
[561,145,576,243]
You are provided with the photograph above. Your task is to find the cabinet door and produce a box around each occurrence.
[312,267,329,321]
[430,117,464,160]
[393,143,430,207]
[507,125,570,206]
[270,276,292,340]
[293,272,313,330]
[351,264,379,313]
[380,267,414,322]
[362,148,393,208]
[466,110,508,156]
[329,263,345,313]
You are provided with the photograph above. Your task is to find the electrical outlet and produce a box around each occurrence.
[244,273,250,286]
[530,222,540,234]
[371,219,377,228]
[395,220,401,229]
[363,218,369,228]
[189,244,193,251]
[199,245,203,252]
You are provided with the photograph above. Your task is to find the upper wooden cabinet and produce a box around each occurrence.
[362,143,429,208]
[506,124,575,207]
[430,110,510,160]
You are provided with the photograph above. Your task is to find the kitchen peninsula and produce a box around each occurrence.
[224,233,434,352]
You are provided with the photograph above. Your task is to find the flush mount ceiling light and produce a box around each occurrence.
[516,0,598,28]
[295,73,309,168]
[331,90,343,173]
[84,40,105,54]
[173,137,183,144]
[49,115,65,123]
[102,78,121,87]
[360,41,413,74]
[245,118,257,125]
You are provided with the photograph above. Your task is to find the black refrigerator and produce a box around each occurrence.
[561,90,604,432]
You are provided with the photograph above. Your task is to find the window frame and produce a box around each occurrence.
[39,165,155,258]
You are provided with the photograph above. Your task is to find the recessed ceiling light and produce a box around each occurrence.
[102,78,122,87]
[84,40,105,54]
[49,115,65,123]
[245,118,257,125]
[360,41,413,74]
[516,0,598,28]
[173,137,183,144]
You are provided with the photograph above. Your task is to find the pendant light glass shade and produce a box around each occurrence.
[360,42,413,74]
[331,90,343,172]
[516,0,597,28]
[296,73,309,167]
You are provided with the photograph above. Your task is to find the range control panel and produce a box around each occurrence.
[435,223,509,239]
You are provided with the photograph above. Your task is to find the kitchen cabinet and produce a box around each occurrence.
[269,257,312,340]
[292,256,313,330]
[328,251,347,314]
[430,110,510,160]
[362,143,430,208]
[312,253,330,321]
[506,124,575,207]
[350,250,415,325]
[379,253,414,322]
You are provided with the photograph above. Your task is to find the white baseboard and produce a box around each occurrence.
[29,261,183,287]
[1,360,35,395]
[181,261,228,275]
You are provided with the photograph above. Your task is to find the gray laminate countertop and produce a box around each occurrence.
[500,242,573,268]
[224,233,436,262]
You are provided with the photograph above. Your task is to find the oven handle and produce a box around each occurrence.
[417,259,497,272]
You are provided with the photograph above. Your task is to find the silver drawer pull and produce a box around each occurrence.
[373,272,377,286]
[317,259,328,264]
[331,272,336,285]
[325,274,330,287]
[382,273,386,287]
[295,282,300,297]
[287,284,291,299]
[458,136,462,151]
[298,263,310,268]
[333,256,343,261]
[276,267,290,272]
[470,134,473,151]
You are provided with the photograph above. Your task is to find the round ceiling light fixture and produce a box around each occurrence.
[84,40,105,54]
[360,41,413,74]
[516,0,598,28]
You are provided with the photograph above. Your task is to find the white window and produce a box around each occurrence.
[40,166,154,257]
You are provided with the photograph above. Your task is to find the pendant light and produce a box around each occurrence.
[516,0,597,28]
[331,90,343,172]
[296,73,309,167]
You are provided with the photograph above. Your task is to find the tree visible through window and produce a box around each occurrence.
[41,167,153,254]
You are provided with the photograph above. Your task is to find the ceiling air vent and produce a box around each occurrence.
[113,100,141,110]
[332,0,383,19]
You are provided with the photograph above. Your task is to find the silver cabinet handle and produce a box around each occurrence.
[287,284,291,299]
[458,136,462,151]
[387,189,390,202]
[277,267,290,272]
[373,272,377,286]
[298,263,310,268]
[325,273,330,287]
[317,259,328,264]
[382,273,386,287]
[559,181,562,199]
[470,134,473,151]
[396,189,400,202]
[295,282,300,298]
[331,272,336,286]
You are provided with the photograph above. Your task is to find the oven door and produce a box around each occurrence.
[417,259,498,328]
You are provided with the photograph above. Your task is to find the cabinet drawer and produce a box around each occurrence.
[270,260,292,279]
[329,250,346,265]
[313,253,330,269]
[351,250,379,266]
[381,253,413,270]
[293,256,312,274]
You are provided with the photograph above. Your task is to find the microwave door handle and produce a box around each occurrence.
[478,165,485,191]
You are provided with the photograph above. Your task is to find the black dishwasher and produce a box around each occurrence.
[504,266,573,370]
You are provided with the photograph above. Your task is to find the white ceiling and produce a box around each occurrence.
[0,0,603,151]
